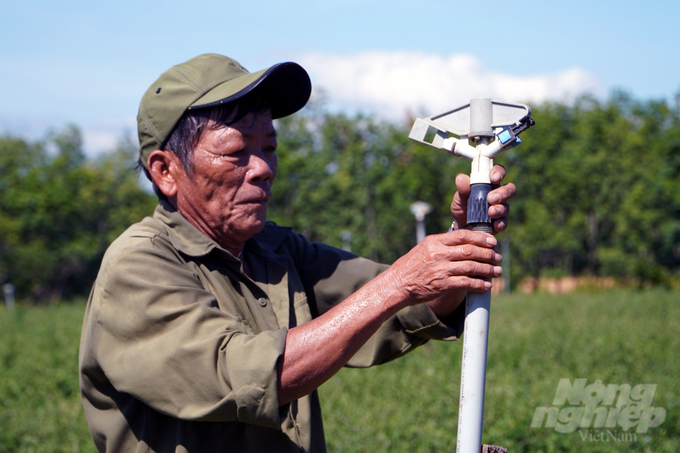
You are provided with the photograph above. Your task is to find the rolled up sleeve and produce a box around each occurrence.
[85,235,287,429]
[396,299,465,341]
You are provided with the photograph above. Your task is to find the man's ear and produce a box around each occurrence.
[147,149,181,199]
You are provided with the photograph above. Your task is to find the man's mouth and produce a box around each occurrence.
[244,195,270,204]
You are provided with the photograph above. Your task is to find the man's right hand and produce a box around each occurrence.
[386,229,502,307]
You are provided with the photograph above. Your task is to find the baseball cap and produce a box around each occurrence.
[137,53,312,166]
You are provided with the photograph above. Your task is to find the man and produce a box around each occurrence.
[79,53,515,452]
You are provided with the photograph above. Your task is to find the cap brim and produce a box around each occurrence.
[189,62,311,119]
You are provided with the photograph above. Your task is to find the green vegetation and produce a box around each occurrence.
[505,93,680,285]
[2,290,677,452]
[271,93,680,286]
[322,289,679,452]
[0,127,156,301]
[0,300,92,452]
[2,91,679,450]
[2,93,680,301]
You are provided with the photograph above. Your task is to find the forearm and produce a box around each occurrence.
[277,272,408,405]
[277,230,500,405]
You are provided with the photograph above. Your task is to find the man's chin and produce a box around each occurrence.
[243,213,268,235]
[222,208,269,240]
[251,219,267,234]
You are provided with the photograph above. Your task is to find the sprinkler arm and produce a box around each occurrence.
[409,99,534,184]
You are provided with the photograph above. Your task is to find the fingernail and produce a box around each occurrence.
[486,236,497,246]
[495,253,502,263]
[494,266,503,275]
[489,194,500,204]
[484,281,493,289]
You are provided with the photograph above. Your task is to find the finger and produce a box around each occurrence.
[451,173,471,225]
[489,164,507,185]
[446,273,500,293]
[493,218,508,233]
[460,276,494,293]
[489,203,510,219]
[454,173,472,197]
[446,245,502,265]
[445,260,502,281]
[459,262,501,278]
[439,229,498,248]
[487,183,516,205]
[451,191,466,221]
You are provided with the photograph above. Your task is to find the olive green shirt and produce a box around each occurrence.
[79,201,464,452]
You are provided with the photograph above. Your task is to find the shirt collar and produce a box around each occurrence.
[247,222,292,257]
[153,200,219,257]
[153,200,293,259]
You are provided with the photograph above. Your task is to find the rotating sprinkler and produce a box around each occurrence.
[409,99,535,453]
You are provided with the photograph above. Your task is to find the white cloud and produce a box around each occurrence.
[1,52,603,157]
[81,116,138,157]
[82,129,125,156]
[297,51,603,120]
[0,114,137,158]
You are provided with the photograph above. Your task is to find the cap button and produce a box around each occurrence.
[258,298,268,307]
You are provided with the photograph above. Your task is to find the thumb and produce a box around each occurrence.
[451,173,471,225]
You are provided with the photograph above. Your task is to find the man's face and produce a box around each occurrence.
[173,109,277,254]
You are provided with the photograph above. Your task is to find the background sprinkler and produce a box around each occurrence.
[3,283,15,310]
[409,98,535,453]
[410,201,433,244]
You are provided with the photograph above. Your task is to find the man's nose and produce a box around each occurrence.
[247,150,276,182]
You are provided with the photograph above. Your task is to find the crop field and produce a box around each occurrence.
[1,289,678,452]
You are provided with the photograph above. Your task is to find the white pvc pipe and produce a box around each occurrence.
[456,290,491,453]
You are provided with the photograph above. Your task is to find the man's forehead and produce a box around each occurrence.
[209,112,276,140]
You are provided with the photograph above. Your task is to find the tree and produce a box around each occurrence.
[271,106,468,264]
[3,91,679,302]
[503,92,680,286]
[0,127,156,302]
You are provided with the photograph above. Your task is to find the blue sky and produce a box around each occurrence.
[2,0,678,155]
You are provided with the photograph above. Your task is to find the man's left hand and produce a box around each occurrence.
[450,165,516,234]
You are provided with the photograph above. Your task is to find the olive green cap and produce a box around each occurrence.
[137,53,311,167]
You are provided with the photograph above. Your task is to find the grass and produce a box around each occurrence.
[0,299,92,453]
[1,289,678,452]
[320,289,680,452]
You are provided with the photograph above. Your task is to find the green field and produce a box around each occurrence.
[1,289,678,452]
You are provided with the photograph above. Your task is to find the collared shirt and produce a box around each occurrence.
[79,201,464,452]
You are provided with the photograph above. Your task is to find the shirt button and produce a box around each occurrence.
[258,298,268,307]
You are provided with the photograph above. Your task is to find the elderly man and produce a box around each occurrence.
[79,53,514,453]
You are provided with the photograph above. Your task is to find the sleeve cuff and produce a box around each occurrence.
[227,327,288,429]
[396,297,466,341]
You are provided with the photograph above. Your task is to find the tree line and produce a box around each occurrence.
[1,92,679,302]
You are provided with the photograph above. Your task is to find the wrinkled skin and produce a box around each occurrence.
[147,110,278,257]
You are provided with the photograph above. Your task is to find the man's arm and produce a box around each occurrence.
[278,229,501,405]
[277,164,515,405]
